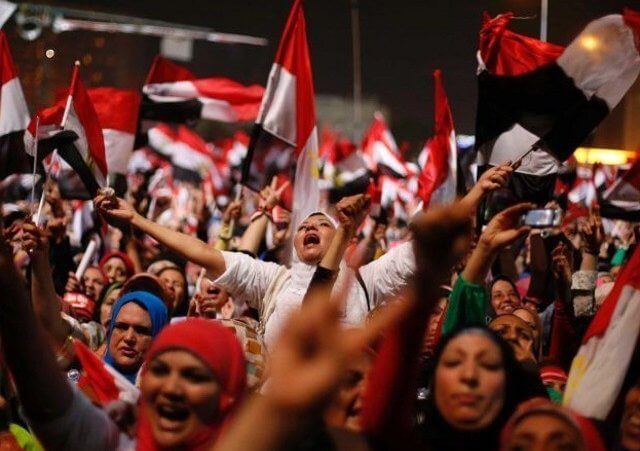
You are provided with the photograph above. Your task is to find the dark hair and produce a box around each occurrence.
[93,282,123,323]
[420,326,535,451]
[489,275,520,300]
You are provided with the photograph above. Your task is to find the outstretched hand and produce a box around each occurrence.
[265,274,407,414]
[412,202,473,295]
[94,192,137,228]
[479,203,534,252]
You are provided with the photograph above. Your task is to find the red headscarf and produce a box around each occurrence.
[500,398,605,451]
[99,251,135,279]
[136,319,246,451]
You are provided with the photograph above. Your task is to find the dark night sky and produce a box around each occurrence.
[35,0,640,137]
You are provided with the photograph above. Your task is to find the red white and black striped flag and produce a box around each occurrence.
[25,63,107,197]
[141,56,264,124]
[0,31,30,178]
[361,112,407,179]
[600,160,640,221]
[475,9,640,204]
[418,69,457,208]
[242,0,319,221]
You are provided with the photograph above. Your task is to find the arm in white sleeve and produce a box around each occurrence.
[213,251,282,310]
[358,241,415,308]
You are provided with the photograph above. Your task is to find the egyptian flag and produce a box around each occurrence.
[73,340,139,406]
[172,126,226,192]
[361,112,408,178]
[418,69,457,208]
[87,87,140,194]
[564,245,640,419]
[56,64,107,196]
[141,56,264,124]
[324,139,371,203]
[0,31,30,178]
[476,9,640,204]
[599,160,640,221]
[242,0,320,224]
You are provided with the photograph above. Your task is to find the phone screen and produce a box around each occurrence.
[523,209,558,227]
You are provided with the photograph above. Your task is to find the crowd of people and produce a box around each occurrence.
[0,154,637,451]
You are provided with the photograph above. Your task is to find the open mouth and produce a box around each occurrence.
[303,233,320,246]
[156,403,190,429]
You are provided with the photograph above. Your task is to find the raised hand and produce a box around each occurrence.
[265,276,407,413]
[20,220,50,256]
[94,193,137,225]
[476,162,513,194]
[258,177,289,211]
[550,242,573,284]
[222,199,243,224]
[335,194,371,234]
[479,203,534,252]
[579,204,604,255]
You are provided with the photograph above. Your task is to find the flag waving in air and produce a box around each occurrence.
[141,56,264,124]
[475,9,640,203]
[25,62,107,196]
[0,31,30,178]
[564,245,640,419]
[418,69,457,208]
[361,112,407,179]
[242,0,319,221]
[600,159,640,221]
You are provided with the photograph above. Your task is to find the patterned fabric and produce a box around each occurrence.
[217,318,266,390]
[572,270,597,317]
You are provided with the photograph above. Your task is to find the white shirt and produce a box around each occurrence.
[214,241,415,348]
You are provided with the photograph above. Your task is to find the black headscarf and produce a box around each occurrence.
[419,326,541,451]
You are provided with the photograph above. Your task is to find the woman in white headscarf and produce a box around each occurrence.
[95,163,515,348]
[95,186,415,348]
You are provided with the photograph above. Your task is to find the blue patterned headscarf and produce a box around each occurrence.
[104,291,168,383]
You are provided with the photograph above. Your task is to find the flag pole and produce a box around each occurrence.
[350,0,362,141]
[30,116,40,215]
[35,60,80,226]
[510,143,540,171]
[60,60,80,129]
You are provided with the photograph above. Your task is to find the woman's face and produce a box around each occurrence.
[489,315,535,362]
[159,269,186,313]
[324,350,373,432]
[109,302,153,373]
[82,267,106,301]
[504,413,584,451]
[293,214,336,264]
[99,288,122,327]
[621,385,640,450]
[512,309,539,352]
[103,257,128,283]
[141,350,222,449]
[423,297,448,356]
[435,333,506,431]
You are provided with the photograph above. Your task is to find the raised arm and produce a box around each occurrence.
[22,221,71,348]
[461,202,533,284]
[95,193,226,279]
[320,194,370,271]
[238,178,288,255]
[458,162,513,214]
[0,228,73,422]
